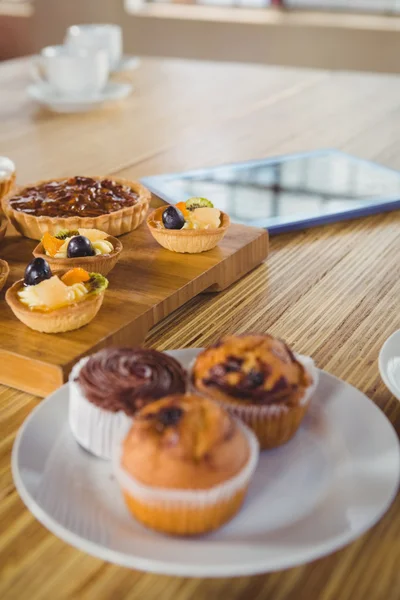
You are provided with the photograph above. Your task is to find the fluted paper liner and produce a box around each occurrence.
[113,419,259,535]
[69,357,133,460]
[193,354,319,450]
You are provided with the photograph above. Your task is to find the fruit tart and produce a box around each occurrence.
[0,215,7,246]
[0,157,16,211]
[33,228,122,276]
[192,334,318,450]
[147,197,230,253]
[2,176,151,240]
[6,258,108,333]
[0,259,9,292]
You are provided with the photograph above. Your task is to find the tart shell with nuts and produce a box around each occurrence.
[2,176,151,240]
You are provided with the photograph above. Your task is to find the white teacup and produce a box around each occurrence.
[65,24,123,72]
[34,45,109,98]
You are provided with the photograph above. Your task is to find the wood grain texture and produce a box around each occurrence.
[0,56,400,600]
[0,216,268,396]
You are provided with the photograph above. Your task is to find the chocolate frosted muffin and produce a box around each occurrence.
[114,394,259,535]
[69,347,187,459]
[78,348,186,415]
[192,334,317,450]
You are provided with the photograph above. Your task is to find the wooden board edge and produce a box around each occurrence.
[0,350,64,397]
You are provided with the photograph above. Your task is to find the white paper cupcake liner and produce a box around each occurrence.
[69,357,133,460]
[112,418,259,507]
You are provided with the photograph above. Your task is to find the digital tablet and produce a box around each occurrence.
[141,150,400,233]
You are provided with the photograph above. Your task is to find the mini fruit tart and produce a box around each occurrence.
[0,157,16,211]
[147,198,230,253]
[33,228,122,276]
[6,258,108,333]
[2,176,151,240]
[0,215,7,246]
[0,259,9,292]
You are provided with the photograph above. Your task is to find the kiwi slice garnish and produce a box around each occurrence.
[55,229,79,240]
[86,273,109,295]
[185,197,214,211]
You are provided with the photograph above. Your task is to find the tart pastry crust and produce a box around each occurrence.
[0,259,9,292]
[2,176,151,240]
[33,234,122,276]
[147,206,230,253]
[6,277,106,333]
[0,157,16,212]
[0,217,7,246]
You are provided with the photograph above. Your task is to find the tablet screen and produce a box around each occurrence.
[142,151,400,232]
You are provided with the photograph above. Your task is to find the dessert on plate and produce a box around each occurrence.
[2,176,151,240]
[6,258,108,333]
[69,347,187,459]
[191,334,318,449]
[0,156,16,209]
[113,393,259,535]
[33,228,122,276]
[147,197,230,253]
[0,258,9,292]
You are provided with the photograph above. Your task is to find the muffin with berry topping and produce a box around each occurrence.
[114,394,259,535]
[69,347,187,459]
[192,334,318,449]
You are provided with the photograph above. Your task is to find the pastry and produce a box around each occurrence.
[191,334,318,449]
[0,259,9,292]
[69,347,187,459]
[6,259,108,333]
[33,228,122,276]
[0,157,16,209]
[2,176,151,240]
[113,394,259,535]
[147,198,230,253]
[0,215,7,246]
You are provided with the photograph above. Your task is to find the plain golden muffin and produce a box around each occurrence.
[117,394,259,535]
[121,394,250,490]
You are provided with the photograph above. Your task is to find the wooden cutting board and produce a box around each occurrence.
[0,217,268,397]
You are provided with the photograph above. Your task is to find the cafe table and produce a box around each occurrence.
[0,56,399,600]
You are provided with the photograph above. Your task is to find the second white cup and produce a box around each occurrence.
[65,24,123,72]
[35,45,110,98]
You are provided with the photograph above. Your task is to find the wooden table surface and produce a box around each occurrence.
[1,57,400,600]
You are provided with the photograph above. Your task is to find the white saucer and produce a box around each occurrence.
[113,55,141,73]
[12,349,400,577]
[27,81,133,113]
[379,329,400,400]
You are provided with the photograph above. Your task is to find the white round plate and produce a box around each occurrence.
[12,349,400,577]
[379,329,400,400]
[113,55,141,73]
[27,81,133,113]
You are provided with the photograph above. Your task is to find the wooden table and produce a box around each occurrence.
[1,57,399,600]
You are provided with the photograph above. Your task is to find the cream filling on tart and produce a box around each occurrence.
[18,276,88,311]
[53,237,113,258]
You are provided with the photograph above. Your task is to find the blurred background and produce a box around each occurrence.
[1,0,400,71]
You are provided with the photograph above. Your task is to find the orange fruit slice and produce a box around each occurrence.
[42,232,65,257]
[61,268,90,287]
[176,202,189,218]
